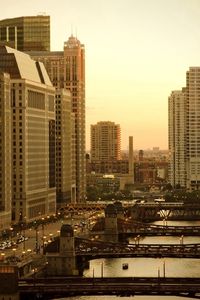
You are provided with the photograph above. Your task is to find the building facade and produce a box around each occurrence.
[63,36,86,202]
[168,89,187,188]
[91,121,121,162]
[168,67,200,190]
[0,46,56,223]
[30,35,86,203]
[55,89,76,206]
[0,15,50,51]
[186,68,200,190]
[0,73,12,231]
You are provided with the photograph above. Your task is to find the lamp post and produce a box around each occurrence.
[35,227,39,254]
[12,248,16,257]
[10,227,13,243]
[92,268,95,279]
[41,219,45,253]
[1,253,5,262]
[180,235,184,245]
[137,235,140,245]
[163,260,166,278]
[101,261,104,278]
[157,267,160,285]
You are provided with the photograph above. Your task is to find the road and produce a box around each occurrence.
[0,211,98,261]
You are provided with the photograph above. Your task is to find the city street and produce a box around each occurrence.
[0,210,101,261]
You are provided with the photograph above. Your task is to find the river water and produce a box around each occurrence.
[55,220,200,300]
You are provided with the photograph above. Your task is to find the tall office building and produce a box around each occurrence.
[169,67,200,190]
[0,45,56,223]
[0,73,12,230]
[0,15,50,51]
[55,89,76,206]
[91,121,121,162]
[63,36,86,202]
[30,35,86,202]
[186,67,200,189]
[168,89,187,188]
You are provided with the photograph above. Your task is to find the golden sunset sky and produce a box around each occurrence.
[1,0,200,150]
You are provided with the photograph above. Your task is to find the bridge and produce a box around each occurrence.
[128,202,200,221]
[61,201,200,222]
[75,237,200,259]
[18,276,200,299]
[119,220,200,236]
[91,217,200,237]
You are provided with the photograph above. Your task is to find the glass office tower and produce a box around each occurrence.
[0,15,50,51]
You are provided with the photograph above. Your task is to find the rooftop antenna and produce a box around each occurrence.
[75,27,78,38]
[37,12,46,16]
[71,24,73,37]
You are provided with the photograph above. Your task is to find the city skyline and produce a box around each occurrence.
[1,0,200,150]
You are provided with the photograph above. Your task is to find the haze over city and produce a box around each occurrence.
[1,0,200,150]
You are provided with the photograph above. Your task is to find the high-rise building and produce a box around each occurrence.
[186,67,200,190]
[168,89,187,188]
[0,45,56,223]
[55,89,76,206]
[30,35,86,202]
[168,67,200,190]
[0,15,50,51]
[0,72,12,230]
[63,36,86,202]
[90,121,121,162]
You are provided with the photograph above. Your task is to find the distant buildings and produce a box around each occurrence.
[134,154,168,185]
[91,121,121,161]
[0,45,56,224]
[87,127,135,196]
[0,15,50,51]
[168,67,200,190]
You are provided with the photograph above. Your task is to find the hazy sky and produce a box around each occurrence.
[1,0,200,150]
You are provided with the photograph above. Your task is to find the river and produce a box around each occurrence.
[54,220,200,300]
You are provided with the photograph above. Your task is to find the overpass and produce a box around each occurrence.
[19,276,200,299]
[61,201,200,221]
[119,220,200,236]
[91,218,200,238]
[75,237,200,259]
[128,202,200,221]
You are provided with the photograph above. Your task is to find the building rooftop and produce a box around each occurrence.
[0,46,52,85]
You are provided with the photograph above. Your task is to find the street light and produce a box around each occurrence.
[10,227,13,243]
[41,219,45,253]
[180,235,184,245]
[27,249,32,256]
[49,233,53,241]
[101,261,104,278]
[163,260,166,278]
[1,253,5,262]
[12,248,16,257]
[35,228,39,253]
[157,267,160,283]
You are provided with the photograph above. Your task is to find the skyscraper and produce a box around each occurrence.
[168,89,187,188]
[169,67,200,190]
[0,72,12,230]
[63,36,86,202]
[0,15,50,51]
[186,67,200,190]
[90,121,121,162]
[0,46,56,223]
[55,89,76,206]
[30,35,86,202]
